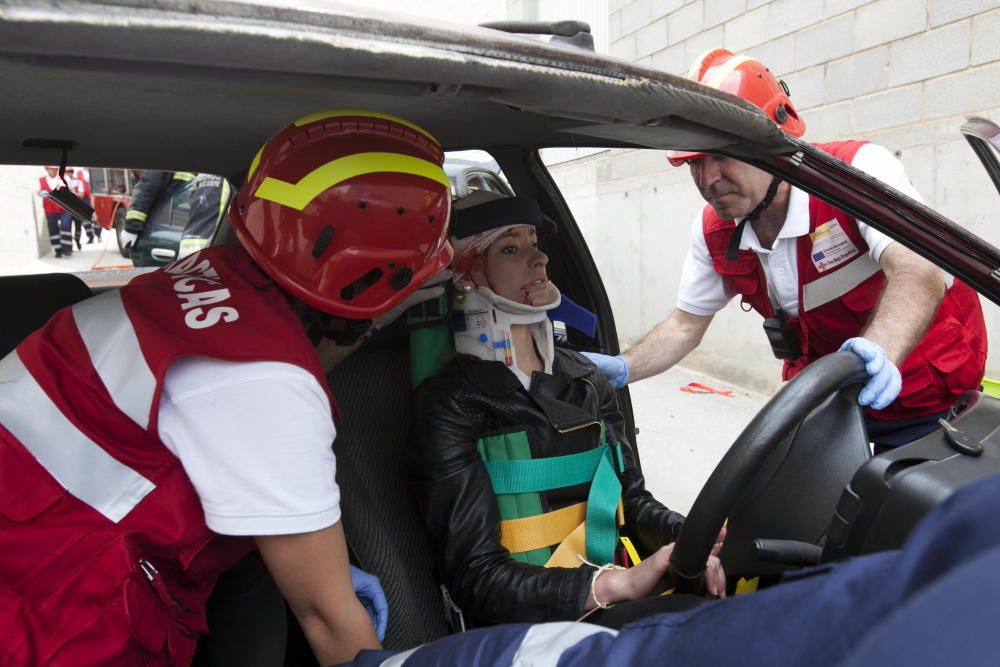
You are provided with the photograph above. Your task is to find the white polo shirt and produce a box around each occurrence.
[157,357,341,537]
[676,143,926,317]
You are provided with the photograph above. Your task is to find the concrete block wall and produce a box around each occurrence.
[548,0,1000,393]
[0,167,47,269]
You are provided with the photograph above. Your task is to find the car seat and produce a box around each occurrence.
[326,321,452,649]
[0,273,93,357]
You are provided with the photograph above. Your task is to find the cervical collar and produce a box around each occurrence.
[453,284,561,389]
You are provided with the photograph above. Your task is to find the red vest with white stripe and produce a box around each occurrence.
[39,175,66,216]
[702,141,987,420]
[0,246,334,666]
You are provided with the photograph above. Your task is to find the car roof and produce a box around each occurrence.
[0,0,795,178]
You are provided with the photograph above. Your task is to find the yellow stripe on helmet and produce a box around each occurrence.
[247,144,266,180]
[254,152,449,212]
[294,109,438,144]
[704,55,756,90]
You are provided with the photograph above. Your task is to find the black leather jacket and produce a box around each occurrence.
[409,349,686,624]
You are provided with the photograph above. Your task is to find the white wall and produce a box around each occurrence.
[547,0,1000,392]
[0,166,47,270]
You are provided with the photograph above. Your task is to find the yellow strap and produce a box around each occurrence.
[500,502,587,555]
[545,519,588,568]
[619,536,641,566]
[545,503,628,569]
[735,576,759,595]
[254,152,449,211]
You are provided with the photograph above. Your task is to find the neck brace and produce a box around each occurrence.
[453,285,561,389]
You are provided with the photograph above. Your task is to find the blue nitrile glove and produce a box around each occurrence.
[350,564,388,641]
[581,352,630,389]
[839,337,902,410]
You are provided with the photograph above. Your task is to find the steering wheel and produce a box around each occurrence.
[668,351,868,593]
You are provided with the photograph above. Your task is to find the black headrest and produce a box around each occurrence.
[0,273,93,357]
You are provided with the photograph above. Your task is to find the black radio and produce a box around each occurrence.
[762,309,802,361]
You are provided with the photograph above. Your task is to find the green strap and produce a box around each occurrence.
[483,445,611,495]
[477,432,549,565]
[407,291,453,389]
[481,436,623,565]
[585,448,622,563]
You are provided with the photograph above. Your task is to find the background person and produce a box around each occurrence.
[0,110,452,667]
[37,165,73,258]
[410,196,724,630]
[118,169,196,252]
[584,48,987,452]
[179,172,231,258]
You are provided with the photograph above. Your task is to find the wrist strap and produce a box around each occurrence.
[576,555,625,621]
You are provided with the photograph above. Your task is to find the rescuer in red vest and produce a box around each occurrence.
[0,110,453,666]
[583,49,987,451]
[38,165,74,257]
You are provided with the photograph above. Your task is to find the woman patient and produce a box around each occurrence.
[409,195,724,628]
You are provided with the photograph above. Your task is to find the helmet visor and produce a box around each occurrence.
[665,149,703,167]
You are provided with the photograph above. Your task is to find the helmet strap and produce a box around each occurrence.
[295,304,372,347]
[745,176,781,223]
[725,176,781,260]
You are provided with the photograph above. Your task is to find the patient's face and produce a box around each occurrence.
[482,225,557,307]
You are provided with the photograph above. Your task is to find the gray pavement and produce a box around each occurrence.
[0,232,132,278]
[628,365,769,515]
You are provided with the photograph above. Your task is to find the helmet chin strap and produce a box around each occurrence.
[453,284,562,389]
[726,176,782,260]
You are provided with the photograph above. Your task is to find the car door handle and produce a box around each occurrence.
[151,248,177,260]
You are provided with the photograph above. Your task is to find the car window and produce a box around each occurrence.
[0,165,223,287]
[168,183,194,230]
[464,171,508,196]
[445,150,513,199]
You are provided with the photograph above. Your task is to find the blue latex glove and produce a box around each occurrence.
[581,351,630,389]
[839,337,902,410]
[350,564,388,641]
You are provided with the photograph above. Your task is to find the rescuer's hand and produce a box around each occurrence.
[119,229,139,251]
[581,352,630,389]
[839,337,903,410]
[350,565,388,641]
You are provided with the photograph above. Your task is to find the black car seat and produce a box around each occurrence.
[0,273,93,357]
[325,322,451,649]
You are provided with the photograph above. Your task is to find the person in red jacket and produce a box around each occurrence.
[0,110,452,666]
[38,165,73,258]
[583,49,987,452]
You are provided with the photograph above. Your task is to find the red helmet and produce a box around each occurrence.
[231,109,453,320]
[666,48,805,166]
